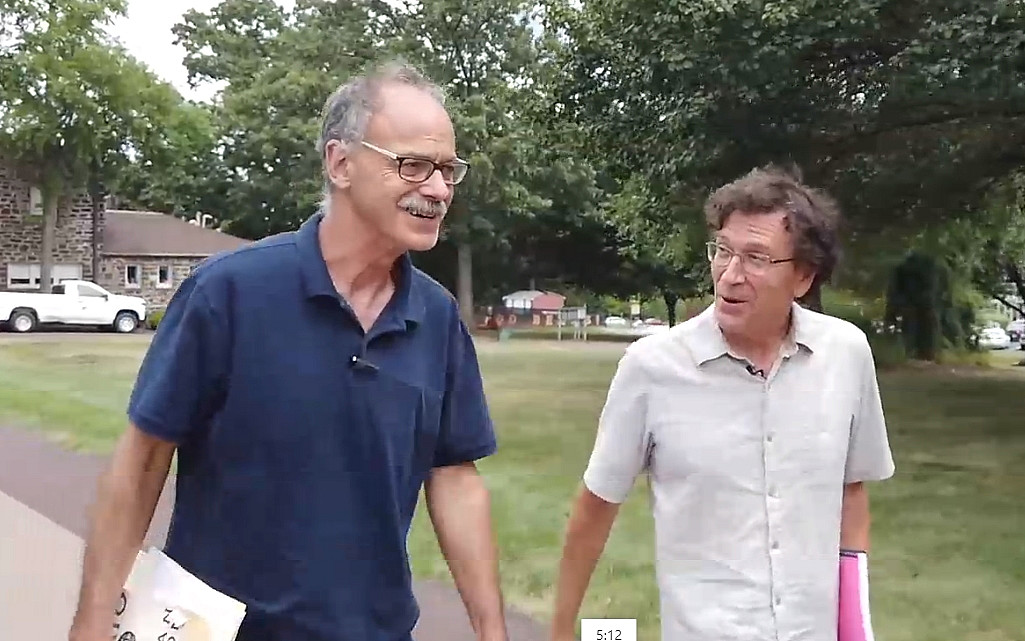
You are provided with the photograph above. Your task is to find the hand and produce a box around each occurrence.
[477,622,509,641]
[550,626,578,641]
[68,609,112,641]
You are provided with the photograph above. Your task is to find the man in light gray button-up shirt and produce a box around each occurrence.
[550,165,895,641]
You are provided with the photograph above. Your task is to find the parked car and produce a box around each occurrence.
[977,326,1012,350]
[0,280,147,334]
[1006,319,1024,342]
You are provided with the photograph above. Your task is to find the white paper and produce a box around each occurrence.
[113,547,247,641]
[149,547,247,641]
[115,590,192,641]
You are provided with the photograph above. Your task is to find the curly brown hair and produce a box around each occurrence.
[703,164,842,288]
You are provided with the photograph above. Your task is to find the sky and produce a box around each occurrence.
[105,0,294,103]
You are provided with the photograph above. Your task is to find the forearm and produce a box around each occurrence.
[840,482,871,551]
[838,482,877,641]
[72,430,172,629]
[425,464,505,638]
[551,486,620,638]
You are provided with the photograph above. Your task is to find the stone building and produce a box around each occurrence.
[1,158,249,308]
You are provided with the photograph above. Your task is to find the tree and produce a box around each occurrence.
[172,0,598,326]
[548,0,1025,305]
[917,173,1025,322]
[385,0,576,325]
[110,102,232,223]
[0,0,182,290]
[172,0,392,239]
[969,176,1025,317]
[600,173,710,324]
[884,251,962,360]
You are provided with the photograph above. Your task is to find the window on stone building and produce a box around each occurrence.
[29,187,43,215]
[157,265,173,288]
[6,264,38,289]
[54,264,83,284]
[124,264,141,288]
[4,263,80,289]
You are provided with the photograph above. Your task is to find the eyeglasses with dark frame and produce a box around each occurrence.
[361,141,469,185]
[705,241,794,274]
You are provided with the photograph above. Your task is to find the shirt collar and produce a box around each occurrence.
[296,210,425,326]
[684,301,820,366]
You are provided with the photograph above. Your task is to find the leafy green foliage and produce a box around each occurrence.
[111,103,231,220]
[162,0,603,317]
[375,0,601,318]
[884,251,974,360]
[965,175,1025,315]
[1,0,130,177]
[167,0,391,237]
[0,0,184,290]
[547,0,1025,306]
[9,0,1021,329]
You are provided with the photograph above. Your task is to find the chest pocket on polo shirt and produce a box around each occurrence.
[355,367,444,484]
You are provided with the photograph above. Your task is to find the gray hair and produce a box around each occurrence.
[316,60,446,209]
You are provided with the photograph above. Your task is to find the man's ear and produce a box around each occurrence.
[323,139,353,190]
[794,265,816,299]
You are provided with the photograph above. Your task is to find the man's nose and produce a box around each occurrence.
[418,168,452,201]
[720,254,747,284]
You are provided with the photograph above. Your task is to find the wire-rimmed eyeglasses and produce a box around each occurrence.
[705,241,794,274]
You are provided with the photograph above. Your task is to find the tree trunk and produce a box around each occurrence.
[89,165,105,284]
[456,240,475,329]
[90,193,102,283]
[1005,261,1025,313]
[37,169,67,293]
[888,253,944,361]
[39,187,59,293]
[661,288,679,326]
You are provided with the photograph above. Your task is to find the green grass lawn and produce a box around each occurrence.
[1,334,1023,640]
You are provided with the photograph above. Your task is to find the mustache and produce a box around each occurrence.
[399,196,447,217]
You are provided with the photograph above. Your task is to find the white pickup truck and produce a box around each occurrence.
[0,280,147,333]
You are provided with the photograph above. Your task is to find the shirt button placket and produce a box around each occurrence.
[762,383,783,638]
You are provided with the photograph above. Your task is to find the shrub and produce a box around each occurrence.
[476,326,644,344]
[499,328,639,344]
[827,302,880,340]
[145,309,165,331]
[581,332,639,344]
[867,333,907,369]
[936,348,992,368]
[824,292,908,368]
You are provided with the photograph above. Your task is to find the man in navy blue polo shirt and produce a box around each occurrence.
[69,62,507,641]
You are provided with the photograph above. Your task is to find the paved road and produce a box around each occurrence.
[0,425,545,641]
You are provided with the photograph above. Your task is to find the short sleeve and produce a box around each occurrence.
[844,336,896,483]
[127,276,230,445]
[432,315,496,467]
[582,345,652,503]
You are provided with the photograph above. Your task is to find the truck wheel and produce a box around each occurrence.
[113,311,139,334]
[9,309,37,333]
